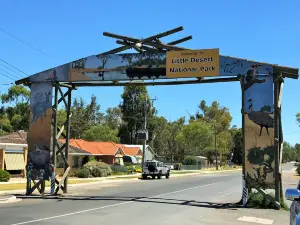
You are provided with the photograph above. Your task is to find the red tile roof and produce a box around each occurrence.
[122,146,141,156]
[59,139,124,156]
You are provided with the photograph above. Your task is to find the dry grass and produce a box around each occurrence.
[0,179,101,191]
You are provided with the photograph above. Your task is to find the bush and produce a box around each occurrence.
[110,165,129,174]
[183,156,197,165]
[82,161,112,177]
[247,192,289,210]
[126,165,135,173]
[0,170,10,182]
[76,168,90,178]
[174,163,182,170]
[135,165,142,173]
[296,164,300,176]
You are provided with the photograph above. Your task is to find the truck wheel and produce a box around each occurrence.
[166,172,170,179]
[142,175,147,179]
[152,175,155,179]
[157,172,162,179]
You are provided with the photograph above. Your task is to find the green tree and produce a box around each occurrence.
[70,95,103,138]
[1,85,30,131]
[1,85,30,105]
[119,86,155,144]
[296,113,300,125]
[82,124,119,143]
[197,100,232,169]
[104,107,122,130]
[152,117,185,161]
[282,141,295,163]
[230,128,242,165]
[176,120,213,157]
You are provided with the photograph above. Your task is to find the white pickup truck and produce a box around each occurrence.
[142,160,170,179]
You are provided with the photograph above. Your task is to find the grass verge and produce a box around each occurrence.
[0,180,101,191]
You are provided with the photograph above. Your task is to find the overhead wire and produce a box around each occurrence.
[0,28,50,57]
[0,62,25,79]
[0,68,21,80]
[0,59,28,76]
[0,71,15,81]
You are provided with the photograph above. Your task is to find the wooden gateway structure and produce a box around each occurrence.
[16,26,298,209]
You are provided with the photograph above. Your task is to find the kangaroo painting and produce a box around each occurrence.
[31,91,51,125]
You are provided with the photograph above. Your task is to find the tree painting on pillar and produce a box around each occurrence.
[27,82,52,180]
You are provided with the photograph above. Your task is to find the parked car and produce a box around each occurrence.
[142,160,170,179]
[285,181,300,225]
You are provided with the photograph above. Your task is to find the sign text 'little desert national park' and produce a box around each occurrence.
[166,49,219,78]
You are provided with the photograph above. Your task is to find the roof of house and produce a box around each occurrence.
[59,139,124,156]
[0,131,27,144]
[117,144,141,156]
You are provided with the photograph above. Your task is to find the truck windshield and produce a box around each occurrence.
[145,162,156,167]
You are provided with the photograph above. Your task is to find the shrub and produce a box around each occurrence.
[296,164,300,176]
[76,168,90,178]
[88,156,97,162]
[183,156,197,165]
[110,164,129,174]
[0,170,10,182]
[135,165,142,173]
[126,165,135,173]
[82,161,112,177]
[174,163,182,170]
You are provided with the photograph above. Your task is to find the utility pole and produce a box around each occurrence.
[131,93,136,144]
[141,95,147,170]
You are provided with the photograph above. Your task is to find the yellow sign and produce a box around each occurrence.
[166,49,219,78]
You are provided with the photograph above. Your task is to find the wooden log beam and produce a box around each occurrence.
[103,26,183,43]
[102,27,184,54]
[167,36,192,45]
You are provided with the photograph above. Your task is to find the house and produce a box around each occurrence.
[118,145,142,164]
[58,139,125,168]
[123,144,156,163]
[0,131,28,177]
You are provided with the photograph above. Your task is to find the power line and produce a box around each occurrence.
[0,71,15,81]
[0,59,28,76]
[0,68,21,80]
[0,28,50,57]
[0,63,24,79]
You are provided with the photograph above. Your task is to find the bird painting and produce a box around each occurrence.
[247,99,274,136]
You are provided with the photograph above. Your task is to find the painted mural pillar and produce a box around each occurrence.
[242,64,275,192]
[0,148,4,170]
[273,68,284,203]
[26,82,53,195]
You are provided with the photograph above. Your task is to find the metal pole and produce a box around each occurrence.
[52,84,58,172]
[241,78,248,207]
[215,133,218,170]
[64,88,72,193]
[274,69,281,205]
[141,95,147,170]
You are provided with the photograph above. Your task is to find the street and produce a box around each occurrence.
[0,170,291,225]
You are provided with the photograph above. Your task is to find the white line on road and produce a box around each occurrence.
[237,216,274,224]
[10,181,223,225]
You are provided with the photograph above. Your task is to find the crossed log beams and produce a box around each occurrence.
[52,83,73,195]
[102,26,192,54]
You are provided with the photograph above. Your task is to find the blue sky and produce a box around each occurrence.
[0,0,299,144]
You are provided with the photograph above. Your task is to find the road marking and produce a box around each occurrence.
[237,216,274,224]
[10,181,223,225]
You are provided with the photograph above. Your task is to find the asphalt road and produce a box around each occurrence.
[0,170,290,225]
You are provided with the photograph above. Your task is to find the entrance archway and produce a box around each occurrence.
[16,26,299,208]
